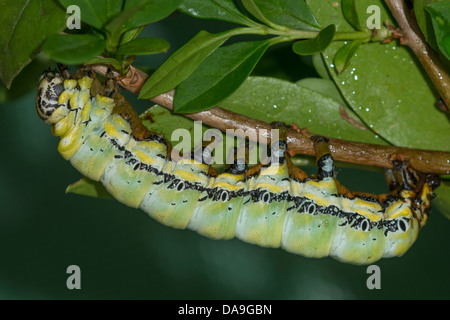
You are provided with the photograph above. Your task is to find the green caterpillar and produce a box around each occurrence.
[36,65,439,265]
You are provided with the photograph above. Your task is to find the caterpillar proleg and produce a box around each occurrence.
[36,65,439,265]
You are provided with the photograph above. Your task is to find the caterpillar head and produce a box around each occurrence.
[36,70,66,125]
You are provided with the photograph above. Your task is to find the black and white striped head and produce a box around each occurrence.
[36,70,66,124]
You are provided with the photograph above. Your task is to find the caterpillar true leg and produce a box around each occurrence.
[233,122,291,248]
[225,145,249,175]
[57,63,73,79]
[188,144,248,239]
[384,167,400,192]
[293,137,384,263]
[281,135,341,259]
[312,136,335,180]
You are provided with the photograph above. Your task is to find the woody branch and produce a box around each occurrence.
[91,65,450,176]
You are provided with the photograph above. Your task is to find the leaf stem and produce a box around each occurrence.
[333,31,373,41]
[232,26,379,42]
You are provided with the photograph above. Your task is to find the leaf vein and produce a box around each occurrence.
[4,0,31,55]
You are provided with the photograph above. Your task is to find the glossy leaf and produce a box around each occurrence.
[0,54,52,102]
[292,24,335,55]
[178,0,257,26]
[333,39,364,73]
[59,0,123,28]
[0,0,66,88]
[138,30,233,99]
[66,177,113,200]
[139,76,386,178]
[296,77,388,137]
[223,77,382,143]
[123,0,183,30]
[173,40,269,113]
[145,77,385,151]
[307,0,450,151]
[116,37,170,55]
[426,1,450,60]
[224,77,385,145]
[435,182,450,219]
[312,53,331,80]
[296,77,345,105]
[414,0,442,51]
[241,0,283,29]
[342,0,362,30]
[248,0,320,30]
[84,57,122,71]
[120,26,146,46]
[307,0,364,32]
[42,34,106,65]
[104,3,148,50]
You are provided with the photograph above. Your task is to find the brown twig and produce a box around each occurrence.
[384,0,450,111]
[91,64,450,176]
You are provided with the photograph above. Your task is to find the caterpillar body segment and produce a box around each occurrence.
[36,66,439,265]
[188,149,247,239]
[236,159,291,248]
[188,171,246,240]
[141,158,211,229]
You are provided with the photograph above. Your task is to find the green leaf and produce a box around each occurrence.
[296,77,347,106]
[247,0,321,30]
[42,34,106,65]
[59,0,123,29]
[123,0,183,30]
[342,0,362,30]
[414,0,442,51]
[221,77,386,145]
[84,56,122,71]
[0,54,52,103]
[292,24,335,55]
[312,53,331,80]
[141,77,386,174]
[308,0,450,151]
[220,77,385,144]
[0,0,66,88]
[145,77,385,149]
[426,1,450,60]
[241,0,285,29]
[178,0,258,27]
[333,39,364,73]
[66,177,113,200]
[120,26,146,45]
[138,30,233,100]
[104,3,148,50]
[306,0,366,33]
[173,40,270,113]
[296,77,381,135]
[116,37,170,55]
[434,182,450,219]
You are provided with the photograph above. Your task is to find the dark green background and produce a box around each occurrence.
[1,12,449,300]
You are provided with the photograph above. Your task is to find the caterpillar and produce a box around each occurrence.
[36,64,439,265]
